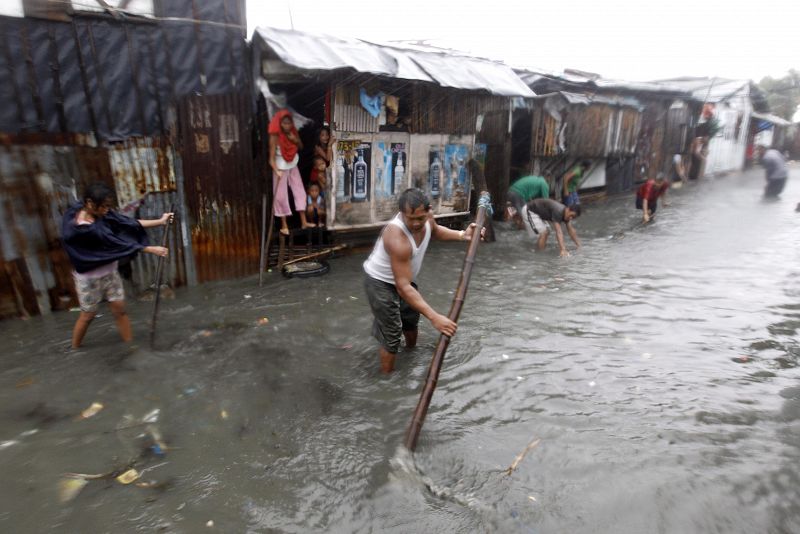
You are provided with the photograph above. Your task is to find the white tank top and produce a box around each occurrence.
[363,213,431,284]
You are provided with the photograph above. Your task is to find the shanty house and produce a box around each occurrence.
[251,27,534,236]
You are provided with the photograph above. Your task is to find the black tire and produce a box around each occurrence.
[282,260,330,278]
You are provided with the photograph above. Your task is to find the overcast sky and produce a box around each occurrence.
[247,0,798,83]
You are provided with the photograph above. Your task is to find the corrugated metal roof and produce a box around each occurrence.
[253,27,534,97]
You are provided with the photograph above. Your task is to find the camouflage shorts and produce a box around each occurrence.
[74,270,125,313]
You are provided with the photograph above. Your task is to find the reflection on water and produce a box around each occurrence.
[1,167,799,532]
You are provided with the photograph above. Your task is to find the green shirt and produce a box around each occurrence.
[509,175,550,201]
[566,166,583,193]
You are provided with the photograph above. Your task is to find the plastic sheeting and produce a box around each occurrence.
[0,14,248,139]
[253,27,534,98]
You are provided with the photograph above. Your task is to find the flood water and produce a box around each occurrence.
[1,166,799,533]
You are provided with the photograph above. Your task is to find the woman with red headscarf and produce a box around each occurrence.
[269,109,313,234]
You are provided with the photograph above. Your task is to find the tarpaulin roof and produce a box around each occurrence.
[751,111,791,126]
[252,27,534,97]
[650,77,751,103]
[533,91,643,110]
[515,69,692,99]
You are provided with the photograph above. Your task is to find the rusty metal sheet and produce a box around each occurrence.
[179,92,263,283]
[0,132,187,319]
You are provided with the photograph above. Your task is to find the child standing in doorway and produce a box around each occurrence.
[269,109,313,234]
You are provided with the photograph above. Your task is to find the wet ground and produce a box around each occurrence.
[1,166,799,533]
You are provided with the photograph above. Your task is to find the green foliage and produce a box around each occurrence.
[758,70,800,121]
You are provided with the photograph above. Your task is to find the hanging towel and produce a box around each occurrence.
[359,88,384,118]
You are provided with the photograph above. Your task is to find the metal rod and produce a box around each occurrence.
[404,203,488,451]
[149,204,175,348]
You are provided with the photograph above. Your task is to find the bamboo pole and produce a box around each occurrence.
[149,204,175,348]
[258,193,267,287]
[403,199,488,451]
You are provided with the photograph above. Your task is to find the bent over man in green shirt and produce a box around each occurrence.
[507,175,550,229]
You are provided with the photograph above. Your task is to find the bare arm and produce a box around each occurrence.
[430,214,481,242]
[142,245,168,257]
[138,212,173,228]
[553,223,569,257]
[386,226,457,337]
[566,221,580,248]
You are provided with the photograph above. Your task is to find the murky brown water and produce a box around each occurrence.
[1,166,799,533]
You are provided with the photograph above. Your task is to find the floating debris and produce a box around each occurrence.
[506,437,541,476]
[142,409,160,424]
[116,469,141,485]
[257,317,269,326]
[220,410,229,420]
[78,402,104,420]
[15,377,34,388]
[58,478,88,503]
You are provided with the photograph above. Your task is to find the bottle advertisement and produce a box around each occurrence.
[351,142,371,203]
[336,140,371,204]
[391,143,406,195]
[428,147,442,199]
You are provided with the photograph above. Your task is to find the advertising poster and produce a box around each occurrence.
[443,144,470,212]
[334,139,372,226]
[428,145,443,203]
[390,143,407,195]
[375,141,393,199]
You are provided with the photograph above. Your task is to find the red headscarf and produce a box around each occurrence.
[268,109,299,163]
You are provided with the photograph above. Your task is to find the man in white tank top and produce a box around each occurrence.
[363,188,482,373]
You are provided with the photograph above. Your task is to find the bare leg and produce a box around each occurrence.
[403,328,418,349]
[279,216,289,235]
[71,311,96,349]
[537,230,549,250]
[379,346,396,374]
[299,211,315,229]
[108,300,132,343]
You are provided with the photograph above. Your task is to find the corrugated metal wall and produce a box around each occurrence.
[178,92,264,283]
[0,134,186,319]
[0,5,259,320]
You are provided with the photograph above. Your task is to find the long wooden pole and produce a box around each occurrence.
[404,202,488,451]
[149,204,175,348]
[258,193,267,286]
[281,244,346,267]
